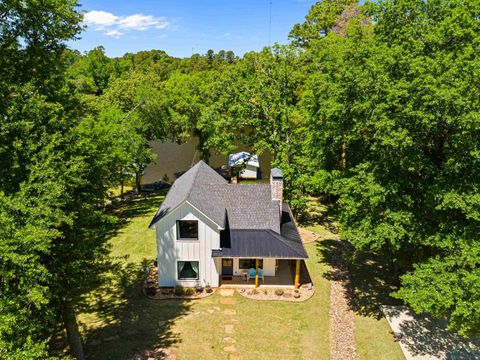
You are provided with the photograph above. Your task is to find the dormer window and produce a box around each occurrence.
[176,220,198,240]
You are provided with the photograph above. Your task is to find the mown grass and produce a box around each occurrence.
[305,198,404,360]
[79,194,330,360]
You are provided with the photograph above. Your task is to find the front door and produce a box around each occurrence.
[222,258,233,276]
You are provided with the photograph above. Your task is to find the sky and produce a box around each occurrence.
[71,0,316,58]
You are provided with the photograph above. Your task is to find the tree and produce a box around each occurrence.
[301,0,480,335]
[289,0,358,47]
[0,1,128,359]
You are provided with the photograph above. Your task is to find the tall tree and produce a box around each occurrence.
[302,0,480,335]
[289,0,358,47]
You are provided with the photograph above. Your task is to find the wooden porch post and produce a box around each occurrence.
[294,260,301,289]
[255,259,259,288]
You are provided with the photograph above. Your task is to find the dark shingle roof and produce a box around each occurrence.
[212,229,307,259]
[148,161,227,228]
[149,161,279,231]
[150,161,308,259]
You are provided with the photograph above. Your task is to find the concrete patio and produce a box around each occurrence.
[381,305,480,360]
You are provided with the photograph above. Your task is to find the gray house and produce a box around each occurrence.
[149,160,308,288]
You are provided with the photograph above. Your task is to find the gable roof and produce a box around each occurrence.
[149,160,308,259]
[149,161,279,231]
[148,160,227,228]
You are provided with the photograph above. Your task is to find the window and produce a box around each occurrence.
[239,259,263,270]
[177,261,199,280]
[176,220,198,239]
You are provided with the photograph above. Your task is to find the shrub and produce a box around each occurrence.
[262,289,268,295]
[195,286,204,293]
[146,286,156,296]
[184,287,195,296]
[274,289,284,296]
[174,286,184,296]
[248,289,259,295]
[205,284,213,293]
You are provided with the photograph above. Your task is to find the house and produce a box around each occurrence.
[149,160,308,289]
[228,151,260,179]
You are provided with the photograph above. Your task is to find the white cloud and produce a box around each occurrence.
[83,10,170,38]
[118,14,168,30]
[215,32,231,39]
[83,10,118,28]
[105,29,123,38]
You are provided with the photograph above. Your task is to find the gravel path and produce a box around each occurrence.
[329,241,359,360]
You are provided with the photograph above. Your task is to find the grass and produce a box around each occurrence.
[108,185,134,198]
[355,315,404,360]
[305,198,404,360]
[77,194,404,359]
[79,194,331,360]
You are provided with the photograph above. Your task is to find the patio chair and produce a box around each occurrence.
[247,267,264,283]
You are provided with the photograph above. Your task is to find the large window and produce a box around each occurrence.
[176,220,198,239]
[239,259,263,270]
[177,261,199,280]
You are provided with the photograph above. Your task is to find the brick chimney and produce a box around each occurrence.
[270,168,283,214]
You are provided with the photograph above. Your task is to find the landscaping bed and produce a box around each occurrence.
[143,266,216,299]
[236,287,315,302]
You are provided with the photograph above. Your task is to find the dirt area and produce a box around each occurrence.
[299,227,339,243]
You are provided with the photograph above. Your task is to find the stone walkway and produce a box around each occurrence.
[329,241,358,360]
[220,290,240,360]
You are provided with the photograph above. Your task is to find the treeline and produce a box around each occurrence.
[1,0,479,358]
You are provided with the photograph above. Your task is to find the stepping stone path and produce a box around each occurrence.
[219,289,240,358]
[224,324,235,334]
[220,289,235,296]
[220,298,236,305]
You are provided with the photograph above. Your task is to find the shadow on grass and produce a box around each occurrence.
[80,258,191,359]
[75,190,188,359]
[298,198,340,234]
[317,239,401,319]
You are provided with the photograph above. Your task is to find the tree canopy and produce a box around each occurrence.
[2,0,480,358]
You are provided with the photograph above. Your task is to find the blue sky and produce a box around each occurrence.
[72,0,316,58]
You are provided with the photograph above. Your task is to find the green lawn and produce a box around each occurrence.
[78,194,404,360]
[79,194,331,360]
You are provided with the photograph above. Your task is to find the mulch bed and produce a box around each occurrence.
[236,287,315,302]
[143,266,216,300]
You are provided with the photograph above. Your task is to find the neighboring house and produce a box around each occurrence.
[228,151,260,179]
[149,160,308,288]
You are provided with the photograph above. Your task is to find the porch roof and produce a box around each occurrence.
[212,229,308,259]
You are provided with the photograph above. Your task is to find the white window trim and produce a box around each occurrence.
[176,220,199,241]
[176,260,200,281]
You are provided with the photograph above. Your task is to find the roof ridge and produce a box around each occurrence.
[185,161,203,200]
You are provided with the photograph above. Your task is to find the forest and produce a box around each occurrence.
[1,0,480,358]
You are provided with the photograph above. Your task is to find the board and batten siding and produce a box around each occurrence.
[154,202,221,287]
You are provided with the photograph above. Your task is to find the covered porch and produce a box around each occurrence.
[218,258,309,289]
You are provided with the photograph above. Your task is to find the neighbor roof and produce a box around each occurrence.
[228,152,260,168]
